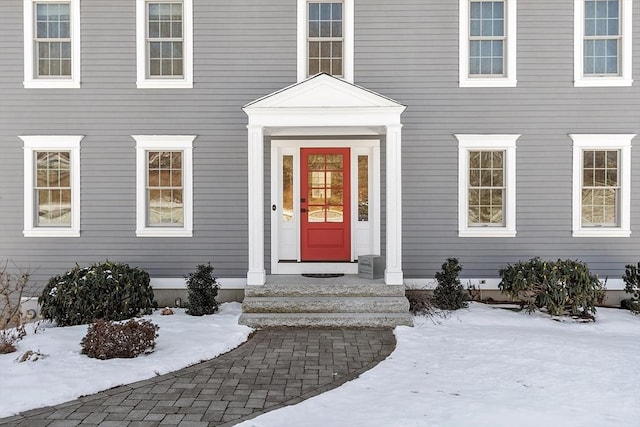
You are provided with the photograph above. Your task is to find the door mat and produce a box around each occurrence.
[301,273,345,278]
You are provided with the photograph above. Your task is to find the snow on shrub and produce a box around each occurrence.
[81,318,159,360]
[39,261,156,326]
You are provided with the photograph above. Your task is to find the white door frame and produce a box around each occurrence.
[270,140,380,275]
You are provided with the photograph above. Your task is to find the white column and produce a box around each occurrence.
[385,124,404,285]
[247,125,266,285]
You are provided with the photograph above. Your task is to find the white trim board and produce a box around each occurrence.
[405,278,627,291]
[151,277,246,290]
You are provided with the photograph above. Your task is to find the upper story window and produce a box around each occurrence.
[570,134,634,237]
[459,0,517,87]
[23,0,81,88]
[133,135,194,237]
[19,135,83,237]
[574,0,633,86]
[297,0,354,83]
[136,0,193,89]
[456,134,519,237]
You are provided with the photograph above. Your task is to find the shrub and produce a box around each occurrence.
[39,261,156,326]
[622,262,640,313]
[185,263,219,316]
[406,291,434,316]
[81,318,159,360]
[433,258,468,310]
[499,258,606,319]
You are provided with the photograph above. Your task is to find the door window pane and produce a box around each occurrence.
[358,155,368,221]
[282,155,293,222]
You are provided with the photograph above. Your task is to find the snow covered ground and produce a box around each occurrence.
[240,303,640,427]
[0,303,252,418]
[1,302,638,426]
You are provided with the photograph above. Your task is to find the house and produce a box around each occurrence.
[0,0,638,327]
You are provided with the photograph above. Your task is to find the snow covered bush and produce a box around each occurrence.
[81,318,159,360]
[499,258,605,319]
[622,262,640,313]
[433,258,468,310]
[185,263,219,316]
[39,261,156,326]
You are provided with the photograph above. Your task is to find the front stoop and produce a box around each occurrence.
[239,277,413,328]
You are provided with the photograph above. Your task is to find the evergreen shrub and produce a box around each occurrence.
[185,263,219,316]
[622,262,640,313]
[39,261,156,326]
[81,318,159,359]
[433,258,468,310]
[499,258,605,319]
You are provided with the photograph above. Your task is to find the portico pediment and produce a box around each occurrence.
[243,74,406,121]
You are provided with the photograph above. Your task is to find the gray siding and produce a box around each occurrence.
[0,0,638,289]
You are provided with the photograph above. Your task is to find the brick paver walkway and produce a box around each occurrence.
[0,329,395,426]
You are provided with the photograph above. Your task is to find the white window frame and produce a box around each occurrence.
[136,0,193,89]
[297,0,354,83]
[20,135,82,237]
[456,134,519,237]
[570,134,634,237]
[459,0,517,88]
[23,0,81,88]
[574,0,633,87]
[133,135,195,237]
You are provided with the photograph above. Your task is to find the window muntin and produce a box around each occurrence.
[35,2,71,77]
[20,135,82,237]
[133,135,194,237]
[146,151,184,226]
[468,150,505,226]
[469,1,505,76]
[459,0,516,87]
[570,134,634,237]
[583,0,620,75]
[456,134,518,237]
[581,150,620,226]
[147,2,183,78]
[35,151,72,226]
[307,2,343,76]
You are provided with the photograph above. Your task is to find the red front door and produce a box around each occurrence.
[300,148,351,261]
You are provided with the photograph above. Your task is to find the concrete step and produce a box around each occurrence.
[244,283,406,298]
[242,296,410,314]
[238,312,413,328]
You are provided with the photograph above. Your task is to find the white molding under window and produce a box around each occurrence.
[136,0,193,89]
[459,0,517,88]
[297,0,354,83]
[574,0,633,87]
[23,0,81,88]
[133,135,195,237]
[456,134,519,237]
[570,134,634,237]
[20,135,83,237]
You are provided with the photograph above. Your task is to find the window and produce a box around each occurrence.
[133,135,194,237]
[459,0,517,87]
[456,134,519,237]
[136,0,193,88]
[297,0,353,82]
[574,0,633,86]
[20,135,83,237]
[570,134,634,237]
[23,0,80,88]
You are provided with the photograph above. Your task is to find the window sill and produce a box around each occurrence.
[136,228,193,237]
[24,229,80,238]
[136,80,193,89]
[459,77,517,88]
[23,80,81,89]
[459,229,517,238]
[573,229,631,238]
[574,77,633,87]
